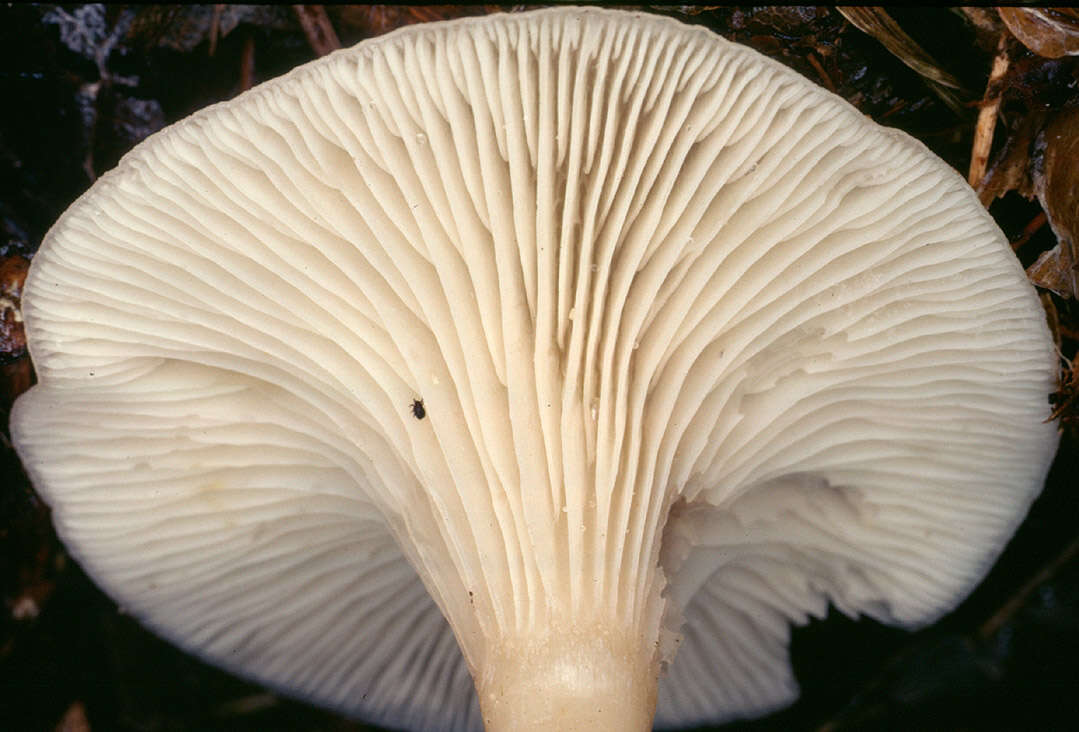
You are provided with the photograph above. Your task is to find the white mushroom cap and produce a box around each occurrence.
[11,7,1058,730]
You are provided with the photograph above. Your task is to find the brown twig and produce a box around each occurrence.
[293,5,341,57]
[880,99,908,120]
[208,4,224,57]
[968,35,1010,187]
[1011,210,1048,251]
[806,52,836,93]
[213,692,279,718]
[977,534,1079,639]
[239,34,255,92]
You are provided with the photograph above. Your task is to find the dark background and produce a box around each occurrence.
[1,6,1077,731]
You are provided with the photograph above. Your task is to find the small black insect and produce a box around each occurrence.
[410,398,426,420]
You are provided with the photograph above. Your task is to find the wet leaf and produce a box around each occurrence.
[1027,105,1079,298]
[998,8,1079,59]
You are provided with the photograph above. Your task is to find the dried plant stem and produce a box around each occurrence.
[977,534,1079,640]
[1011,211,1048,251]
[208,4,224,57]
[806,52,836,93]
[294,5,341,57]
[240,34,255,93]
[969,37,1010,188]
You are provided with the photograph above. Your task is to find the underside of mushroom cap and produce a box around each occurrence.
[12,7,1058,730]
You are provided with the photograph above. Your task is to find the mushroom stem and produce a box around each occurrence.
[476,624,660,731]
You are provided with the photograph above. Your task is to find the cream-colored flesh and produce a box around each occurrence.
[13,8,1057,731]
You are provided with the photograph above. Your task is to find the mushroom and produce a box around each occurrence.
[10,7,1058,731]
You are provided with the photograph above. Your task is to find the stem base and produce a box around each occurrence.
[477,624,659,731]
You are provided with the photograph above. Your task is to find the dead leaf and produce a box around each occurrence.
[1040,291,1062,352]
[1026,105,1079,298]
[975,110,1046,205]
[0,256,29,359]
[0,256,32,408]
[838,7,970,115]
[960,7,1006,49]
[998,8,1079,59]
[1028,242,1077,298]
